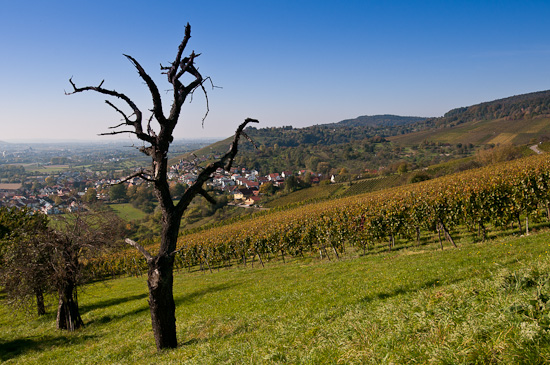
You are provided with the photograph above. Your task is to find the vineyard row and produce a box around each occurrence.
[88,154,550,277]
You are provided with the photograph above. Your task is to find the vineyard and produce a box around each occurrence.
[262,183,342,208]
[339,173,409,197]
[90,153,550,277]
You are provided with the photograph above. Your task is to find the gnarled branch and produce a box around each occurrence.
[125,238,153,263]
[66,77,155,145]
[124,54,166,126]
[175,118,259,215]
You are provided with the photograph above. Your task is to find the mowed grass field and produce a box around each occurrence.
[3,230,550,363]
[108,203,148,221]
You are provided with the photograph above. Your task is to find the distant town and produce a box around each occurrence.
[0,150,323,214]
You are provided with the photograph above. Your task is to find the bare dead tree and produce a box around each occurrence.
[67,23,258,349]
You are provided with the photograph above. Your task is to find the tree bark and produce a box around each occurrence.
[147,253,177,349]
[147,190,181,350]
[56,281,83,331]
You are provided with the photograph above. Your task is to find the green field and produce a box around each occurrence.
[3,229,550,363]
[108,203,148,221]
[21,164,72,173]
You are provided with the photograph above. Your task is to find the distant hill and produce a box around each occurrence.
[390,90,550,146]
[439,90,550,126]
[327,114,427,128]
[186,114,425,158]
[176,89,550,174]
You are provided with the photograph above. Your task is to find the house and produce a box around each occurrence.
[244,181,259,189]
[267,173,281,182]
[68,201,82,212]
[244,196,262,206]
[233,187,257,201]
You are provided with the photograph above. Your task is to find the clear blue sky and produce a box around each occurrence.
[1,0,550,141]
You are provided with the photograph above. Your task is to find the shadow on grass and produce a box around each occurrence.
[86,284,236,326]
[82,293,149,326]
[360,278,460,303]
[86,304,150,326]
[0,334,96,362]
[174,283,237,306]
[80,293,148,314]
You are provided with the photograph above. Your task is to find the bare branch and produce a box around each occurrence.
[114,169,154,184]
[175,118,259,215]
[221,118,260,171]
[174,52,200,82]
[147,114,157,138]
[99,130,140,136]
[124,55,166,125]
[197,188,217,205]
[66,77,155,145]
[240,131,258,149]
[105,100,131,125]
[168,23,192,83]
[125,238,153,263]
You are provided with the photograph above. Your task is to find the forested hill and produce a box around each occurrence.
[190,114,426,158]
[390,89,550,146]
[325,114,426,128]
[428,89,550,128]
[179,89,550,174]
[195,89,550,157]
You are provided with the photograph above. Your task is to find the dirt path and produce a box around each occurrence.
[530,144,544,154]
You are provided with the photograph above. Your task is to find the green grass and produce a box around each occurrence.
[108,203,148,222]
[3,231,550,363]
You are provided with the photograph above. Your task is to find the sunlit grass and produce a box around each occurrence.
[3,231,550,363]
[108,203,148,222]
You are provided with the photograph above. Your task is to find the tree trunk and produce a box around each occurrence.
[35,288,45,316]
[143,198,182,350]
[147,253,177,350]
[56,281,83,331]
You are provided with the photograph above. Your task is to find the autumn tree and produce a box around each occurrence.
[82,188,98,203]
[67,23,258,349]
[109,183,128,202]
[48,213,123,331]
[0,207,51,316]
[0,209,122,329]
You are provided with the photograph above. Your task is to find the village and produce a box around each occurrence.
[0,154,324,214]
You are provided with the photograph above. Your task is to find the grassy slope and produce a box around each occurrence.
[389,115,550,146]
[108,203,148,221]
[3,230,550,363]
